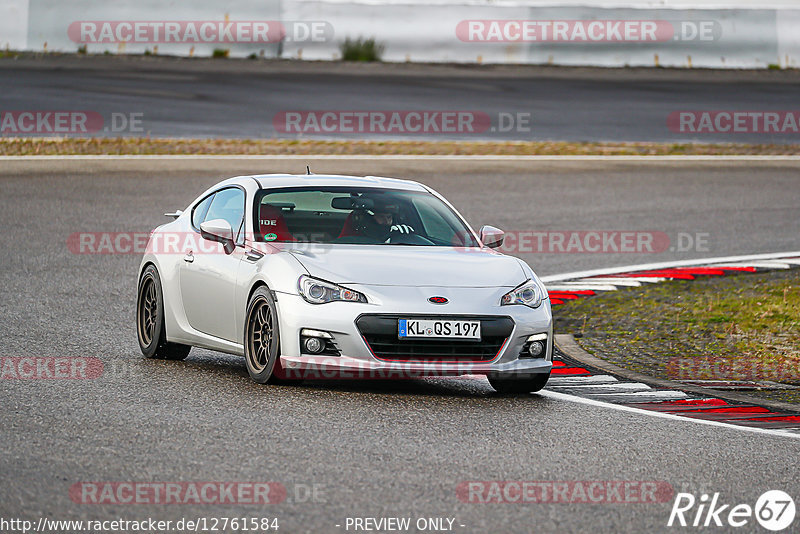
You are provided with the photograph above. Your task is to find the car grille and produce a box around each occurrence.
[356,315,514,363]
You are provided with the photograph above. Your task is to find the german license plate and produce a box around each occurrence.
[398,319,481,340]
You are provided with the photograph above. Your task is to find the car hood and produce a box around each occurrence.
[286,245,527,288]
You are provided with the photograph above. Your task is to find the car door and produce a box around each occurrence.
[179,187,246,342]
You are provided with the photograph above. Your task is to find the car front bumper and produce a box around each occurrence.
[273,286,553,379]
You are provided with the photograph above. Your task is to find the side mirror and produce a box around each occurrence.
[479,225,505,249]
[200,219,235,254]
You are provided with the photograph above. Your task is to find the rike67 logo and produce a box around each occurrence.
[668,490,795,531]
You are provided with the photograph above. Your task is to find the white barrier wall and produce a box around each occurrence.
[1,0,798,68]
[21,0,281,58]
[777,10,800,69]
[282,2,790,68]
[0,0,28,49]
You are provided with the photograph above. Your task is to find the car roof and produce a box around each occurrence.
[218,174,429,192]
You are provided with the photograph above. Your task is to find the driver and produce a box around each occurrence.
[358,200,414,241]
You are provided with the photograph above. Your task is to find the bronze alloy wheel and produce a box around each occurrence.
[243,286,287,384]
[247,297,274,373]
[136,264,191,360]
[137,276,158,347]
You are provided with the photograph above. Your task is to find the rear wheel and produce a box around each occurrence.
[137,265,191,360]
[488,373,550,394]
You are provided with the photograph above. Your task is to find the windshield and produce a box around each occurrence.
[253,186,479,247]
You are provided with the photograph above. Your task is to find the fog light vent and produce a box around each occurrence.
[300,328,341,356]
[527,341,544,357]
[304,337,324,354]
[520,333,547,359]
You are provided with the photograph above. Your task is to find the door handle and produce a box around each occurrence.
[183,251,194,263]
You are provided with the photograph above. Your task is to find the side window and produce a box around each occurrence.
[204,188,245,236]
[192,194,214,229]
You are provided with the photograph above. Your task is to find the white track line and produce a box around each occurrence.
[540,390,800,439]
[550,382,652,391]
[710,261,791,269]
[542,251,800,283]
[575,279,645,287]
[546,284,620,292]
[582,277,666,284]
[592,390,688,400]
[547,375,619,385]
[3,155,800,162]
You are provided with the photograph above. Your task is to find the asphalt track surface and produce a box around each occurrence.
[1,158,799,533]
[4,57,800,143]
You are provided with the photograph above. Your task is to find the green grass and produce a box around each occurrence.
[340,37,384,62]
[555,269,800,391]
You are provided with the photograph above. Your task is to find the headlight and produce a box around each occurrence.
[500,279,546,309]
[298,275,367,304]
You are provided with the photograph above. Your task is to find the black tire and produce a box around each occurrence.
[243,286,287,384]
[488,372,550,394]
[137,264,191,360]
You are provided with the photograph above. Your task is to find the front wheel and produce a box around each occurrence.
[243,286,286,384]
[488,373,550,394]
[137,264,191,360]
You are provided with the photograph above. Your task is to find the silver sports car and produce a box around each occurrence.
[136,173,553,393]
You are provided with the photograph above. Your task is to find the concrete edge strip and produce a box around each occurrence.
[554,334,800,414]
[540,390,800,440]
[2,155,800,161]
